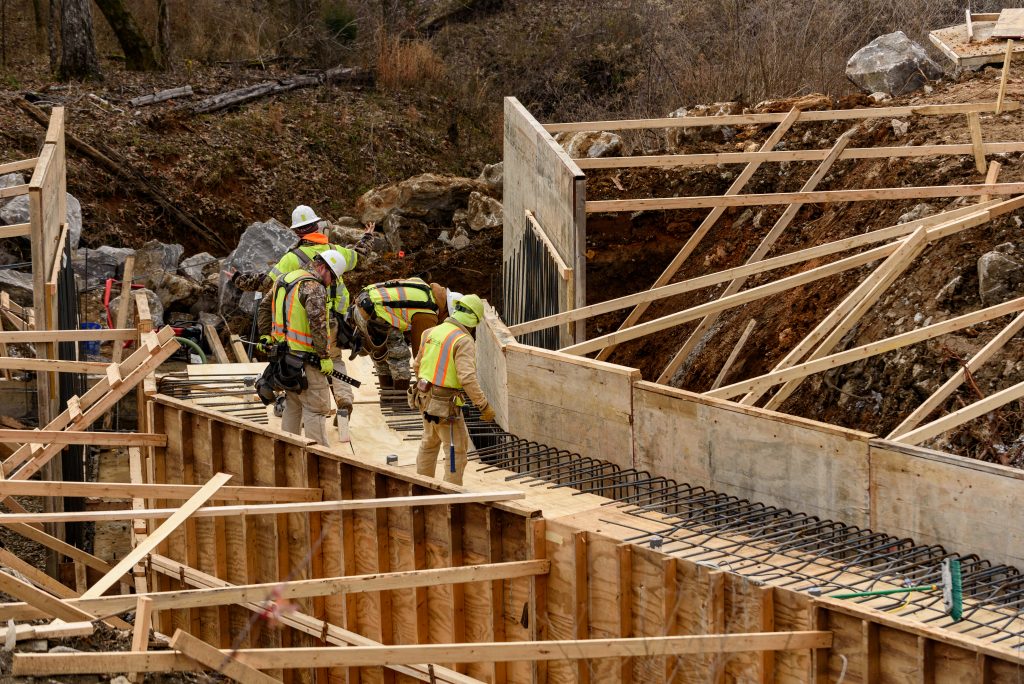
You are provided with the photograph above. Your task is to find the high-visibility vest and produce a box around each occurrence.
[267,243,357,314]
[365,278,437,331]
[418,321,469,389]
[271,270,323,353]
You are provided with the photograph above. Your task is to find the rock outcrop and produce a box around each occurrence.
[846,31,943,96]
[978,246,1024,305]
[219,218,295,315]
[355,173,492,226]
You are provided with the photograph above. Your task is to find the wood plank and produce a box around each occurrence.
[980,160,1002,202]
[709,294,1024,400]
[710,319,757,391]
[561,243,896,356]
[542,101,1021,133]
[510,202,999,336]
[170,629,281,684]
[0,223,32,239]
[0,490,527,523]
[658,127,855,382]
[758,225,930,409]
[0,157,37,175]
[998,40,1014,114]
[966,9,974,41]
[134,291,153,332]
[128,596,154,684]
[0,621,92,641]
[79,472,232,599]
[0,480,320,502]
[585,182,1024,213]
[594,107,800,361]
[0,429,166,446]
[204,324,231,364]
[888,310,1024,437]
[0,567,96,622]
[967,112,987,173]
[0,184,29,199]
[894,377,1024,445]
[230,335,250,363]
[572,140,1024,169]
[993,9,1024,38]
[112,256,136,364]
[0,328,139,343]
[526,211,572,279]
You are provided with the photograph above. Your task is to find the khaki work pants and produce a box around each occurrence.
[416,415,470,485]
[281,362,332,446]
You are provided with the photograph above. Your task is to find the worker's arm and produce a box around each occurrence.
[452,336,489,412]
[255,287,274,337]
[298,281,331,359]
[232,270,270,293]
[411,328,430,376]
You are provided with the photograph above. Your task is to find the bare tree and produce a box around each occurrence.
[157,0,171,68]
[93,0,160,70]
[30,0,46,50]
[60,0,101,80]
[48,0,58,73]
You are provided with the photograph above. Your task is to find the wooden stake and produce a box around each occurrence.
[967,112,987,174]
[203,323,230,364]
[998,40,1014,115]
[709,319,757,391]
[128,596,154,684]
[111,255,135,364]
[980,160,1003,202]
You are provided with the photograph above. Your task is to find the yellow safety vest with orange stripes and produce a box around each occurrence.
[365,278,437,331]
[417,322,468,389]
[271,270,323,353]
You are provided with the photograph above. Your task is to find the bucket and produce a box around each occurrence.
[80,322,102,356]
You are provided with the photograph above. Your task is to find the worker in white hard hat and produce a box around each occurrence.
[238,205,376,432]
[409,294,496,485]
[263,249,350,446]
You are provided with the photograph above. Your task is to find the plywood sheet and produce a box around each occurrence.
[869,441,1024,568]
[993,8,1024,38]
[929,22,1024,68]
[505,344,638,467]
[633,382,872,527]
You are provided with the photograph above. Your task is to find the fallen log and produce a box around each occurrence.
[15,99,229,252]
[129,85,193,107]
[189,65,364,114]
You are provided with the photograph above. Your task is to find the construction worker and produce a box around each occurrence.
[237,205,374,419]
[410,294,495,485]
[350,277,455,391]
[266,250,350,446]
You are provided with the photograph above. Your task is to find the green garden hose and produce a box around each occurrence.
[174,336,207,364]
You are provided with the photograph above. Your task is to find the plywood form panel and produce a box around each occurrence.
[632,383,871,527]
[350,469,386,684]
[585,535,622,683]
[506,345,638,468]
[869,441,1024,568]
[220,426,253,649]
[250,435,284,679]
[462,503,496,682]
[190,415,222,646]
[544,523,578,684]
[476,309,512,430]
[386,479,419,647]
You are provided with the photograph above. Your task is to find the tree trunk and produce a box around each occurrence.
[156,0,171,69]
[48,0,59,74]
[30,0,46,50]
[93,0,159,71]
[59,0,101,80]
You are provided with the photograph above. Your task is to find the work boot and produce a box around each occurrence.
[378,375,394,390]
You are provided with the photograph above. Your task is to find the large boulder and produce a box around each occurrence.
[355,173,491,226]
[665,101,742,150]
[219,218,295,315]
[72,246,135,288]
[110,287,164,328]
[0,174,25,206]
[0,269,33,307]
[846,31,943,96]
[135,240,184,275]
[0,196,29,226]
[554,131,625,159]
[328,220,389,255]
[477,162,503,196]
[179,252,218,282]
[454,191,502,232]
[978,247,1024,305]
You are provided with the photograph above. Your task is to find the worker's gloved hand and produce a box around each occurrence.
[480,405,496,422]
[257,335,274,353]
[320,358,334,375]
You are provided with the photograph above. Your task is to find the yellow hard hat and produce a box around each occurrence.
[452,293,485,328]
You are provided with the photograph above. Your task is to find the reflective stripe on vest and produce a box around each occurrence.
[366,278,436,331]
[267,243,355,314]
[272,270,319,353]
[418,322,468,389]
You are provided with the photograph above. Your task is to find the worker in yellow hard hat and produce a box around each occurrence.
[409,293,495,485]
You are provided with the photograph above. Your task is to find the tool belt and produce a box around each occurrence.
[409,378,463,419]
[258,343,311,395]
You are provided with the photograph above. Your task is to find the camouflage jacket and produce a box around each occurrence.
[259,278,331,358]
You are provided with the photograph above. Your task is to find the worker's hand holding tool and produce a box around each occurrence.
[257,335,274,353]
[481,405,496,422]
[320,357,334,375]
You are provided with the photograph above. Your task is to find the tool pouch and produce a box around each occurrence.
[408,378,431,412]
[263,350,308,394]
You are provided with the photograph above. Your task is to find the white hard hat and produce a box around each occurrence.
[316,249,347,279]
[290,205,322,232]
